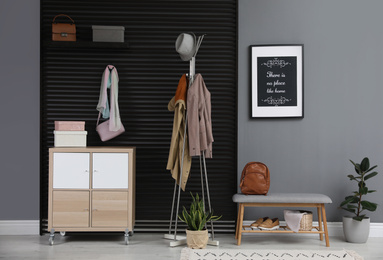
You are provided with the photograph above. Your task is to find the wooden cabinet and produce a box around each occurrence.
[48,147,135,245]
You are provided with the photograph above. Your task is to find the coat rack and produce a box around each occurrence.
[163,35,219,247]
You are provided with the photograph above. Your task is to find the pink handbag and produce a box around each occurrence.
[96,112,125,142]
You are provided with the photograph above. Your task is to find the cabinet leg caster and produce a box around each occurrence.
[125,229,129,245]
[60,231,66,237]
[129,230,134,236]
[49,229,55,246]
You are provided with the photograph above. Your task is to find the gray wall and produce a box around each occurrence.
[238,0,383,222]
[0,0,40,220]
[1,0,383,223]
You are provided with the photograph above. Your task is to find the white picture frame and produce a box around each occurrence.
[251,45,304,118]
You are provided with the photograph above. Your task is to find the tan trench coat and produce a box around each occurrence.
[166,74,192,191]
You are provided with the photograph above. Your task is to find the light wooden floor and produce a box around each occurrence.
[0,233,382,259]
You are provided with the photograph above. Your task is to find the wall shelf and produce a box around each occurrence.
[43,40,129,49]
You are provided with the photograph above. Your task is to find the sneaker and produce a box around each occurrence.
[259,218,280,230]
[250,217,269,229]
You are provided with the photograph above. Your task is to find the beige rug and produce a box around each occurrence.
[180,248,364,260]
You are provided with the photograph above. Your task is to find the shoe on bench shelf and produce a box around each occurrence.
[250,217,269,229]
[259,218,280,230]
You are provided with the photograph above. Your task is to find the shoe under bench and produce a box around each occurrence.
[232,193,332,247]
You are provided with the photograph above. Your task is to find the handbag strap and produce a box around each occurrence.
[52,14,75,24]
[96,111,102,126]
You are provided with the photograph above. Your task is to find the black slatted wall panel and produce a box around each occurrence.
[40,0,237,233]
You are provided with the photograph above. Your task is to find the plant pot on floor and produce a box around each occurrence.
[343,216,370,243]
[186,229,208,249]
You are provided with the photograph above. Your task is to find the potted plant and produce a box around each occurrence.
[339,157,378,243]
[178,193,221,249]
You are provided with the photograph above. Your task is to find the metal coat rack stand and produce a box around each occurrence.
[163,35,219,247]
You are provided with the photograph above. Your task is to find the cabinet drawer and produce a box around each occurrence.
[91,191,128,227]
[53,153,90,188]
[53,191,90,227]
[92,153,129,189]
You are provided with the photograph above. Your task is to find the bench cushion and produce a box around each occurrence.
[232,193,332,204]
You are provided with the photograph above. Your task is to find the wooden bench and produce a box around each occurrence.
[233,193,332,247]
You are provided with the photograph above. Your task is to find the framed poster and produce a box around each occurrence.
[251,45,303,118]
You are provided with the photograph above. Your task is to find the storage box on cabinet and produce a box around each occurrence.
[48,147,135,244]
[54,131,87,147]
[54,121,85,131]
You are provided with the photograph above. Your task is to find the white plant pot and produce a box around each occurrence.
[186,229,208,249]
[342,216,370,243]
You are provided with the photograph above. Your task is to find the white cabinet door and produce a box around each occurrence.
[92,153,129,189]
[53,153,90,189]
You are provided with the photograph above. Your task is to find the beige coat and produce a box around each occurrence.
[166,74,192,191]
[187,74,214,158]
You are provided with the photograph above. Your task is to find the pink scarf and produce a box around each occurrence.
[96,65,122,131]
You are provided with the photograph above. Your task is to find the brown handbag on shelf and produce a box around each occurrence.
[240,162,270,195]
[52,14,76,41]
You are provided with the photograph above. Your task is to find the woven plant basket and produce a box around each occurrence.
[299,211,313,231]
[186,229,209,249]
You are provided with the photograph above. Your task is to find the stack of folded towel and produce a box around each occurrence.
[284,210,309,232]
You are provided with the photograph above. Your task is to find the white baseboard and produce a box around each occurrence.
[0,220,382,237]
[0,220,39,235]
[242,221,383,238]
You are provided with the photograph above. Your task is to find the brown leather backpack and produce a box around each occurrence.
[240,162,270,195]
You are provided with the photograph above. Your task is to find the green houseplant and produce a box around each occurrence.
[178,193,221,248]
[339,157,378,243]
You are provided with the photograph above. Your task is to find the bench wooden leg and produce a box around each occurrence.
[317,206,323,241]
[320,204,330,247]
[236,203,244,246]
[235,204,240,239]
